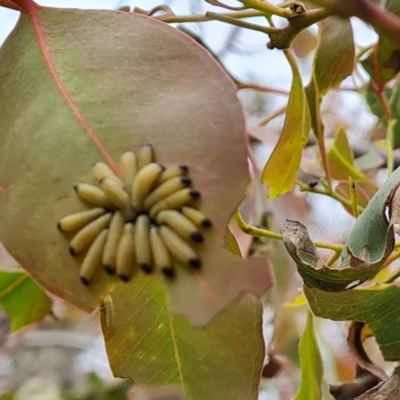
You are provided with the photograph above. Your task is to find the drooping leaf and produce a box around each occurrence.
[294,311,323,400]
[355,151,385,172]
[0,269,52,332]
[304,284,400,361]
[104,279,264,400]
[280,166,400,291]
[262,52,310,198]
[306,17,354,138]
[327,127,364,181]
[0,4,271,322]
[313,17,354,96]
[0,0,19,10]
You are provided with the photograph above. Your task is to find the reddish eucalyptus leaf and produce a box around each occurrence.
[0,0,19,10]
[0,4,271,323]
[104,284,264,400]
[361,0,400,88]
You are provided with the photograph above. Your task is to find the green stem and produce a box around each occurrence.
[296,179,365,214]
[348,177,360,218]
[205,11,275,34]
[257,104,287,127]
[240,0,292,17]
[386,119,397,176]
[327,251,341,266]
[235,211,343,252]
[157,9,265,23]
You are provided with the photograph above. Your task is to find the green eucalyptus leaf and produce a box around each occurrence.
[0,270,52,332]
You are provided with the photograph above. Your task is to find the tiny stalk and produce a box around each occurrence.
[348,177,360,218]
[234,210,343,252]
[296,179,365,214]
[386,119,397,177]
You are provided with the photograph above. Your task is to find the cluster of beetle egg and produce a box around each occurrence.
[57,144,211,285]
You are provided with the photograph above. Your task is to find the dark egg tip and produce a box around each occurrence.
[179,165,189,173]
[56,222,63,231]
[181,177,192,186]
[72,184,79,191]
[190,232,204,243]
[201,218,212,227]
[118,274,130,282]
[69,246,77,256]
[189,258,201,269]
[80,276,90,286]
[141,264,153,274]
[189,189,201,199]
[104,265,116,275]
[162,267,175,278]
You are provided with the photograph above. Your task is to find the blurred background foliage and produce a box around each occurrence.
[0,0,399,399]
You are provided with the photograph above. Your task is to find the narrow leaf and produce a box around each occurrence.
[335,181,370,216]
[294,311,323,400]
[313,17,354,95]
[306,17,354,138]
[262,51,310,198]
[0,270,52,332]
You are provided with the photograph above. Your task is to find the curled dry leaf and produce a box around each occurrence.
[280,166,400,291]
[355,371,400,400]
[347,321,387,381]
[330,366,380,400]
[0,5,271,322]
